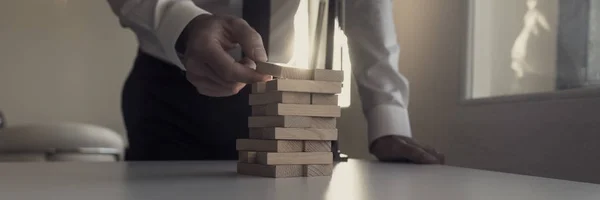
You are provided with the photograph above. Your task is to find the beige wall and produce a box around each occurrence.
[0,0,136,136]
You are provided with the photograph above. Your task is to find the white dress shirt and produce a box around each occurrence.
[107,0,411,144]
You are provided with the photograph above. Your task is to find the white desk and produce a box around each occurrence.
[0,159,598,200]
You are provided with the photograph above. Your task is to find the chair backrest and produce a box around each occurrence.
[0,122,125,162]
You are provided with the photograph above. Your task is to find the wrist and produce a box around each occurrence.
[175,14,211,58]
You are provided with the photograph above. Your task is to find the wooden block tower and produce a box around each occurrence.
[236,61,343,178]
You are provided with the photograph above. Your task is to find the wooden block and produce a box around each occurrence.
[303,141,332,152]
[314,69,344,82]
[236,139,303,152]
[256,152,333,165]
[252,82,266,93]
[251,105,267,116]
[248,116,313,128]
[303,164,333,177]
[263,104,341,117]
[310,117,337,129]
[256,61,313,80]
[311,94,338,105]
[249,91,310,105]
[237,163,302,178]
[266,79,342,94]
[249,128,338,140]
[238,151,257,163]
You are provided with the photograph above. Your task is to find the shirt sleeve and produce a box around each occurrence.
[106,0,210,69]
[342,0,412,144]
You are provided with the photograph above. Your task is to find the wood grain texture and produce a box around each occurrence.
[303,141,332,152]
[236,139,303,152]
[247,116,313,128]
[238,151,257,163]
[311,94,338,105]
[314,69,344,82]
[310,117,337,129]
[255,61,313,80]
[303,164,333,177]
[256,152,333,165]
[248,128,338,140]
[251,105,267,116]
[249,91,310,105]
[266,79,342,94]
[252,82,266,93]
[237,163,302,178]
[264,104,341,117]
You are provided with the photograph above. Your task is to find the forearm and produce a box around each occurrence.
[106,0,209,69]
[342,0,412,143]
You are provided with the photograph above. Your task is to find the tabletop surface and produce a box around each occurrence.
[0,159,598,200]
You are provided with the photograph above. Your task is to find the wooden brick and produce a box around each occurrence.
[237,163,302,178]
[251,105,267,116]
[236,139,303,152]
[263,104,341,117]
[238,151,257,163]
[256,61,313,80]
[256,152,333,165]
[303,164,333,177]
[314,69,344,82]
[303,141,332,152]
[249,91,310,105]
[252,82,266,93]
[249,128,338,140]
[310,117,337,129]
[248,116,313,128]
[266,79,342,94]
[311,94,338,105]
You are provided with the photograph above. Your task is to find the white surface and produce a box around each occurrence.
[0,159,598,200]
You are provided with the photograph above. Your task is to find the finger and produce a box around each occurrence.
[402,137,445,164]
[202,42,271,83]
[392,138,441,164]
[227,18,268,62]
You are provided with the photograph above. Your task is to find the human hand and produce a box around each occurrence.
[370,135,445,164]
[180,14,272,97]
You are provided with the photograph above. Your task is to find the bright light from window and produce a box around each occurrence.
[291,0,351,108]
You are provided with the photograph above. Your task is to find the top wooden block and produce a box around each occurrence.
[256,62,313,80]
[266,79,342,94]
[256,61,343,82]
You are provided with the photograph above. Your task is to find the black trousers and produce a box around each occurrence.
[122,50,250,161]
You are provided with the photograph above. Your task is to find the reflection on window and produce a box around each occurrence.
[468,0,600,99]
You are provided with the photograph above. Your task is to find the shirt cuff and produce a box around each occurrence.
[156,1,210,70]
[365,104,412,145]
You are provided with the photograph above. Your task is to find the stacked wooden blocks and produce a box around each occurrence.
[237,61,343,178]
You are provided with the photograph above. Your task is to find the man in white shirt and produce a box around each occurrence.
[107,0,444,164]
